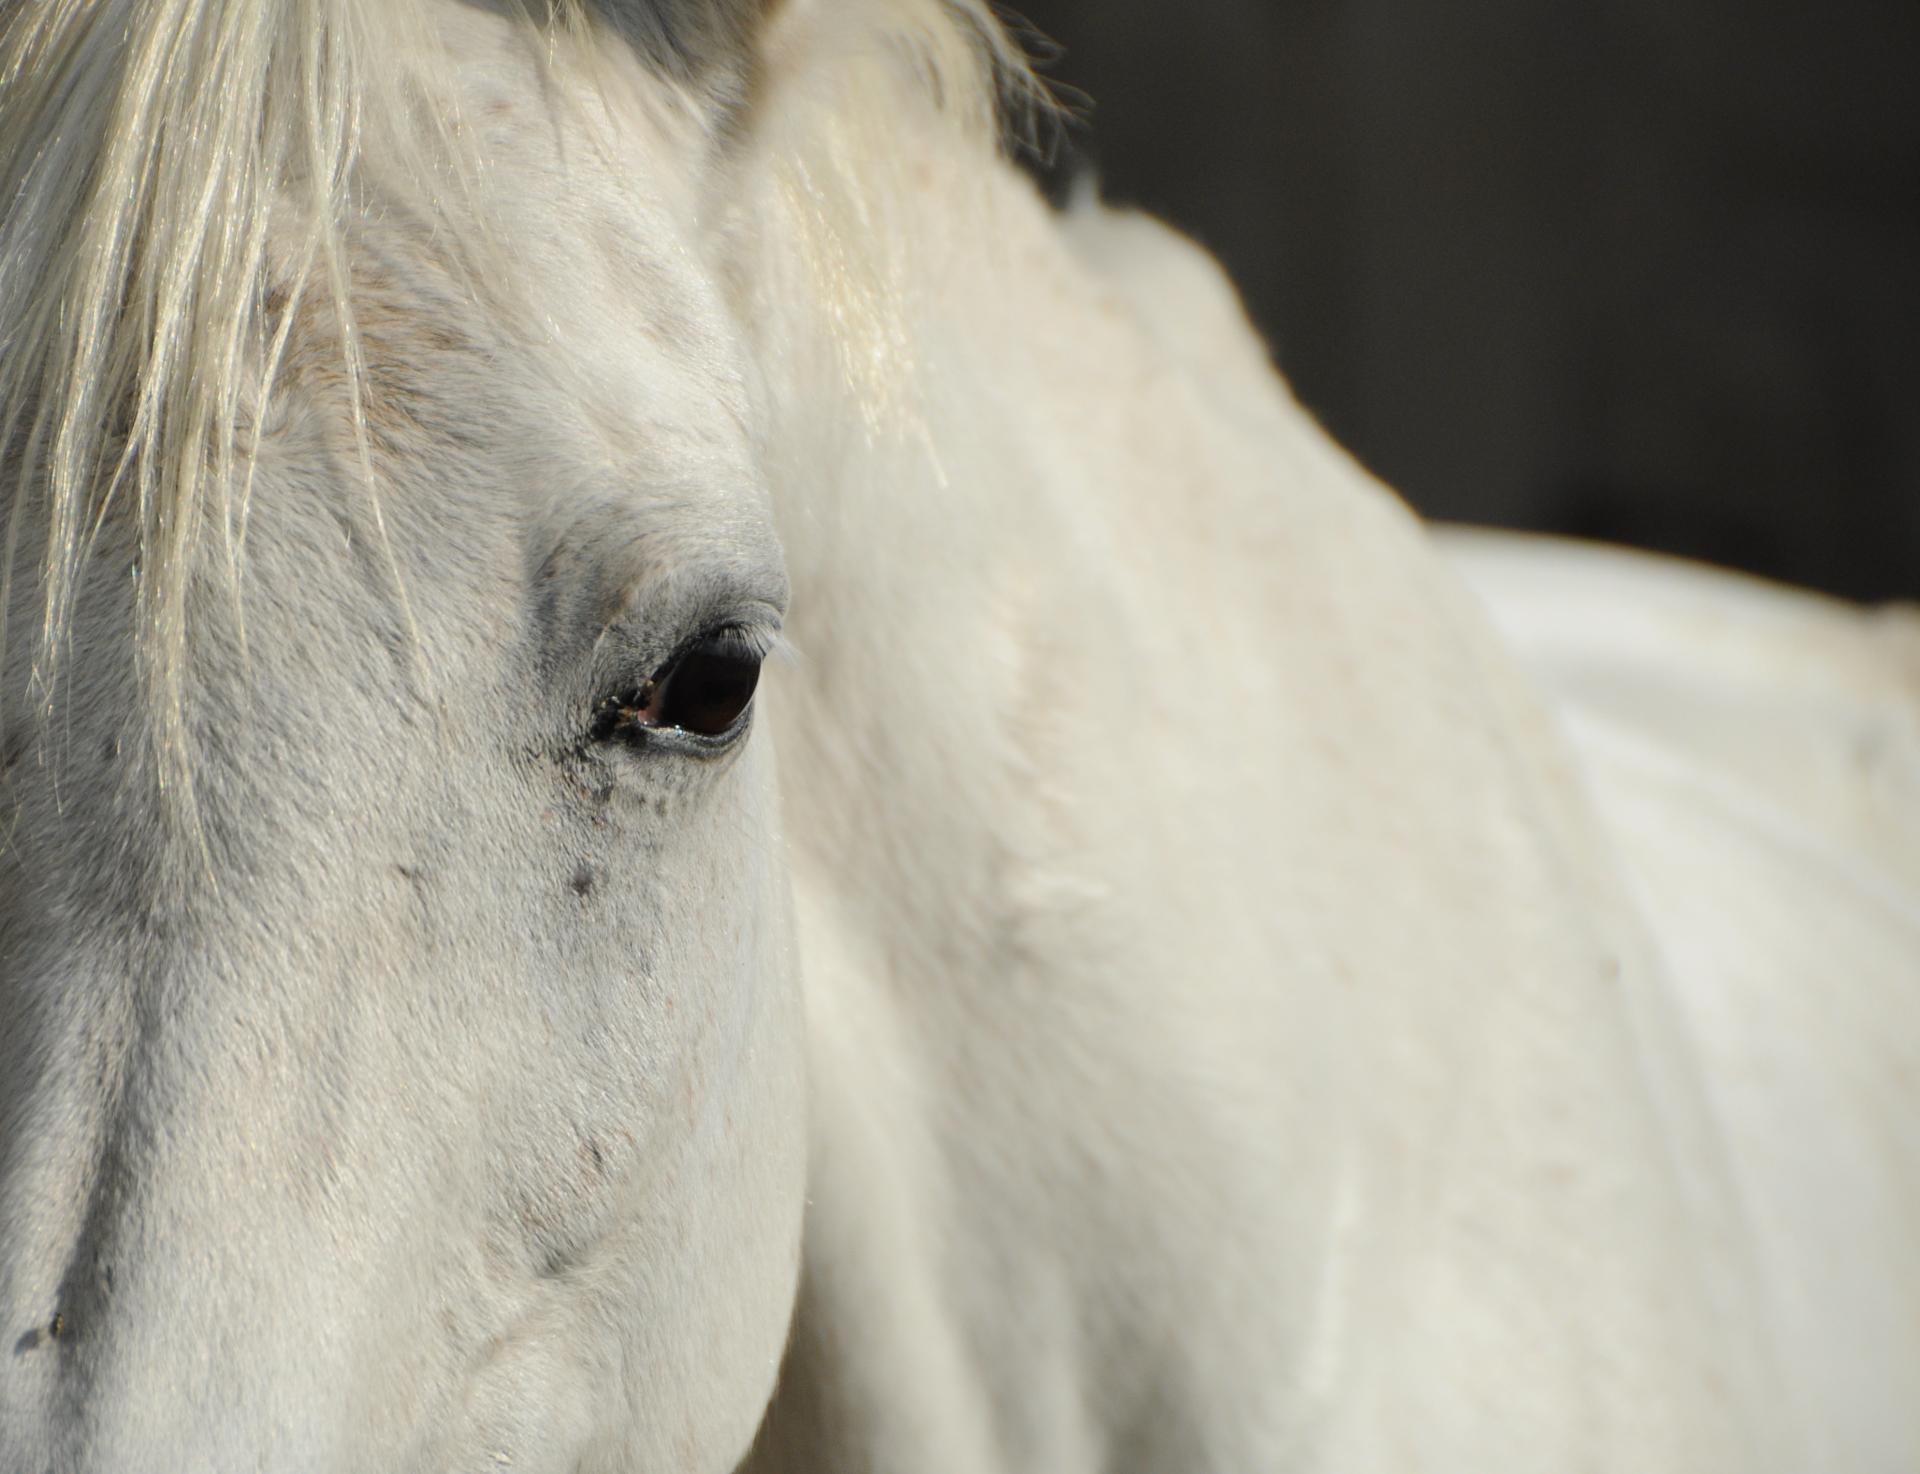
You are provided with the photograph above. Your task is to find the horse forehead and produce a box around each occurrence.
[401,13,758,486]
[312,189,763,578]
[472,204,750,480]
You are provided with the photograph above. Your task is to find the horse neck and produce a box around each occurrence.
[730,91,1785,1468]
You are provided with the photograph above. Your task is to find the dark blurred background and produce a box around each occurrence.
[1013,0,1920,601]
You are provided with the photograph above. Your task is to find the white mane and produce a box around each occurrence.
[2,0,383,785]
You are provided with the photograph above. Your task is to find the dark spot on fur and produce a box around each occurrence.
[558,753,618,809]
[16,1309,69,1354]
[396,863,426,887]
[570,865,597,899]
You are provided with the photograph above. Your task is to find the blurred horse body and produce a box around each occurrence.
[0,2,1914,1471]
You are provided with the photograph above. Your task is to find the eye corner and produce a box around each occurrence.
[586,680,661,748]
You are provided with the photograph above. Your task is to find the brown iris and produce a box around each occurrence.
[591,629,763,746]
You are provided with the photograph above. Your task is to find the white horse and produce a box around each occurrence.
[0,2,1914,1470]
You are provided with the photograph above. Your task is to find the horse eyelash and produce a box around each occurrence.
[717,620,788,665]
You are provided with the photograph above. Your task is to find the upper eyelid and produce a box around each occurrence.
[689,619,785,661]
[594,560,789,633]
[590,594,783,674]
[621,615,780,696]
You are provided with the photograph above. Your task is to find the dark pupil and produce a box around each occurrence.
[658,642,760,737]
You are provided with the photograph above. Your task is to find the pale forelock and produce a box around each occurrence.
[0,0,1034,802]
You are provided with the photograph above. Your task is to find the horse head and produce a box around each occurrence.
[0,2,845,1466]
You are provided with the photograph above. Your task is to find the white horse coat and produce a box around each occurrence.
[0,2,1914,1470]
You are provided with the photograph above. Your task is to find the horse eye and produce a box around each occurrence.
[592,629,763,746]
[657,632,762,737]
